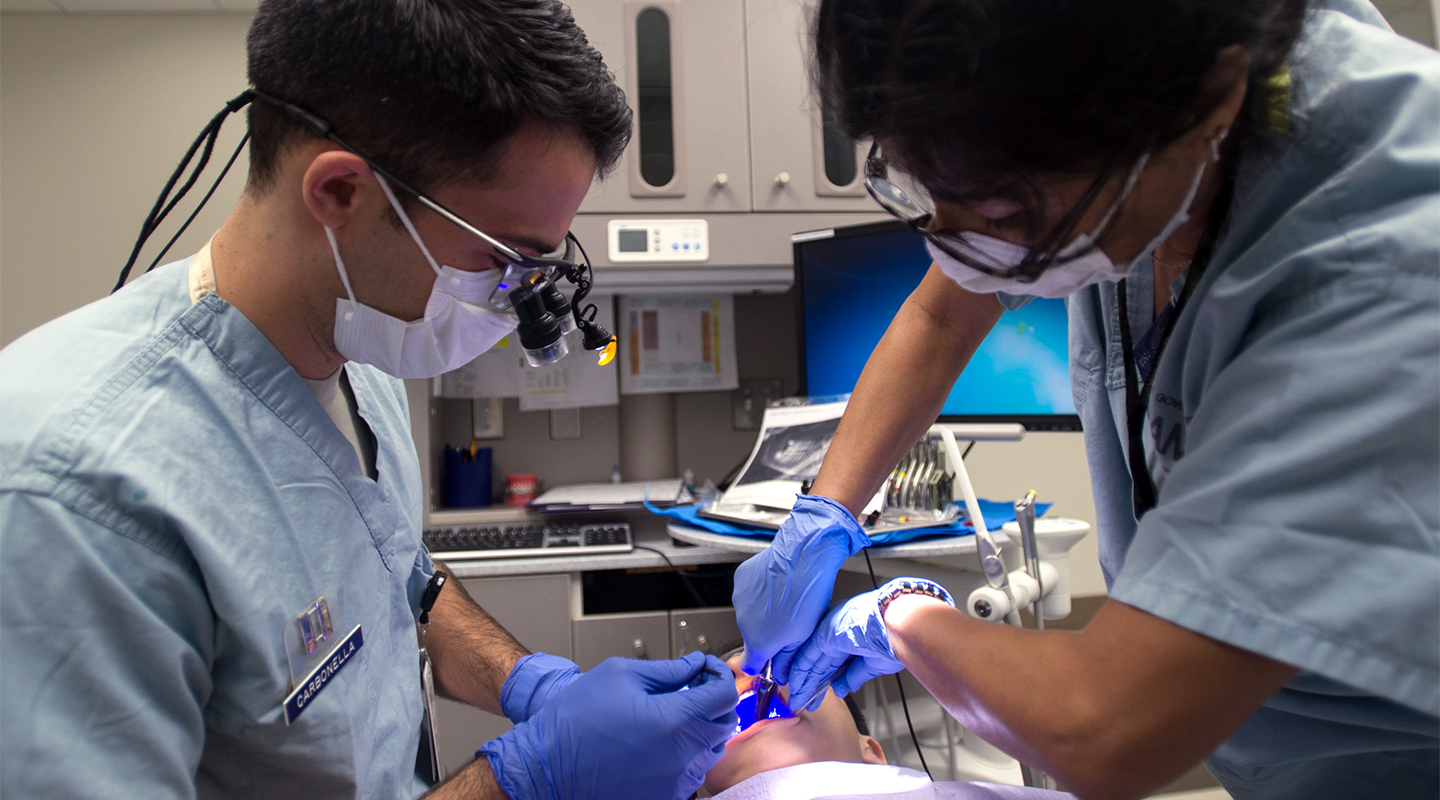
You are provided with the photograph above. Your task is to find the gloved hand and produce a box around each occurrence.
[787,578,953,712]
[732,494,870,683]
[500,652,580,724]
[479,652,738,800]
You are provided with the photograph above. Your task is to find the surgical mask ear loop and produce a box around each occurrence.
[373,172,447,283]
[1085,150,1151,240]
[325,227,360,320]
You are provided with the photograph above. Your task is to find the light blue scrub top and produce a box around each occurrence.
[1063,2,1439,797]
[0,259,436,799]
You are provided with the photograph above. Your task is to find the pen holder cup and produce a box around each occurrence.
[443,446,493,508]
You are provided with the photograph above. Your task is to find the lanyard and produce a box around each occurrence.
[1116,172,1235,519]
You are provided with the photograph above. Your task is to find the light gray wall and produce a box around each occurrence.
[1,13,253,348]
[1373,0,1438,46]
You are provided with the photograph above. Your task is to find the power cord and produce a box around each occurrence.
[863,548,932,779]
[631,543,710,608]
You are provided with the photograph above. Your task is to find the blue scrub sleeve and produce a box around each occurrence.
[407,543,436,614]
[1110,270,1440,716]
[0,491,213,800]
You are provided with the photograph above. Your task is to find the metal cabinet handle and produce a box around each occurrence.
[632,638,647,658]
[714,173,729,188]
[774,171,791,187]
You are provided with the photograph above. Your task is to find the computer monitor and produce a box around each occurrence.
[794,220,1080,431]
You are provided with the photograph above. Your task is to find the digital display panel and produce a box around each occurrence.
[796,222,1078,429]
[617,229,650,253]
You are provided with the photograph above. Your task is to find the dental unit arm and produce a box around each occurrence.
[925,425,1088,627]
[925,426,1090,789]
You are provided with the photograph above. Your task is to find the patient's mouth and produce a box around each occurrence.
[727,714,800,748]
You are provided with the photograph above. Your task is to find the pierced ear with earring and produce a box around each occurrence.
[1210,129,1229,162]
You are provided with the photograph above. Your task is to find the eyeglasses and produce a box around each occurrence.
[863,141,1134,281]
[251,90,585,279]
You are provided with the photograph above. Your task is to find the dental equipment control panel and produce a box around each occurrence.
[607,219,709,263]
[422,522,632,561]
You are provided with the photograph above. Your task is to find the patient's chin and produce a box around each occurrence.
[703,725,852,793]
[704,734,801,792]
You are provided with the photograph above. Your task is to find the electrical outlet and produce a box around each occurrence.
[471,398,504,440]
[550,407,582,440]
[732,378,784,431]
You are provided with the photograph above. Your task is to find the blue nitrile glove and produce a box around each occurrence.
[500,653,581,724]
[732,494,871,683]
[479,652,738,800]
[787,578,954,712]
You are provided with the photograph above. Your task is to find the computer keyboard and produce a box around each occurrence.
[422,522,633,561]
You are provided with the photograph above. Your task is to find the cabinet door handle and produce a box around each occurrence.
[774,171,791,187]
[632,638,647,658]
[714,173,729,188]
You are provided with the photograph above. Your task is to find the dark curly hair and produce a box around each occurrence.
[245,0,631,194]
[814,0,1307,209]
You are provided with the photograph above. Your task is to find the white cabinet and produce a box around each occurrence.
[572,610,672,669]
[567,0,870,216]
[744,0,872,212]
[431,575,573,777]
[670,606,741,658]
[568,0,753,213]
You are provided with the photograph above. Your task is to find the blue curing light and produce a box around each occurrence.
[734,689,792,735]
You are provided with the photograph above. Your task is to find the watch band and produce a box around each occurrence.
[877,577,955,618]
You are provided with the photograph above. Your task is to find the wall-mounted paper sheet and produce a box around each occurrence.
[436,335,523,399]
[619,295,738,395]
[518,300,619,410]
[437,299,619,408]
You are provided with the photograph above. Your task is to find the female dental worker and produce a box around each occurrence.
[732,1,1439,798]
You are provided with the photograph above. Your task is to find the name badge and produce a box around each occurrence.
[283,623,364,725]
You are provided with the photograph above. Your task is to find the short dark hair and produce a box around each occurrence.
[245,0,631,194]
[814,0,1307,212]
[842,693,871,736]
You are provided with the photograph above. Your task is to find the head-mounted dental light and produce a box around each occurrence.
[509,274,571,367]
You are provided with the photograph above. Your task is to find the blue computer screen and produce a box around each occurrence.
[797,223,1078,424]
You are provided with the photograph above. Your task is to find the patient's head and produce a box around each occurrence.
[703,649,886,794]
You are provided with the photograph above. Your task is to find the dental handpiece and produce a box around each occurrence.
[752,661,779,722]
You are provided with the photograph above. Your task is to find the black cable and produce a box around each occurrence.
[631,544,709,608]
[144,132,251,275]
[565,233,614,349]
[962,441,976,460]
[114,123,220,291]
[114,90,254,293]
[863,548,932,779]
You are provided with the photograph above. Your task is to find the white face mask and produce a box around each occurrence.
[327,174,518,379]
[930,138,1220,298]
